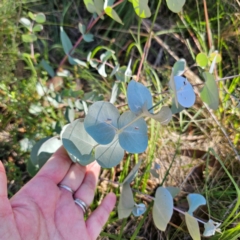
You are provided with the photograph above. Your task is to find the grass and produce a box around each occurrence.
[1,0,240,239]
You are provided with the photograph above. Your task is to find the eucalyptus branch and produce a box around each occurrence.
[99,177,207,225]
[57,0,125,72]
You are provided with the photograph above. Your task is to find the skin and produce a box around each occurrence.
[0,147,116,240]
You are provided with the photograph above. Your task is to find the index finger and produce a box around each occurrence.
[36,146,72,184]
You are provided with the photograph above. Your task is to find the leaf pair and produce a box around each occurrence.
[118,160,146,218]
[19,12,46,43]
[84,101,148,154]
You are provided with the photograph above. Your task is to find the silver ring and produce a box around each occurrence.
[74,198,88,214]
[58,184,74,194]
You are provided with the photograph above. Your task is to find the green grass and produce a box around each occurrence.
[1,0,240,239]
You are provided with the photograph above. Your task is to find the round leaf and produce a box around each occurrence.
[84,101,119,144]
[19,17,32,30]
[35,13,46,23]
[196,53,208,68]
[61,119,97,165]
[22,34,37,43]
[131,0,151,18]
[187,193,206,215]
[33,24,43,32]
[185,213,201,240]
[127,80,153,114]
[209,52,222,63]
[28,12,36,21]
[118,111,148,153]
[166,0,186,13]
[95,135,124,168]
[200,72,219,110]
[153,187,174,231]
[174,76,196,108]
[118,183,135,219]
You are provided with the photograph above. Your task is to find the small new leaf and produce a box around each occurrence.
[132,203,146,217]
[203,219,221,237]
[19,17,32,31]
[22,34,37,43]
[187,193,206,215]
[105,6,123,25]
[131,0,151,18]
[196,53,208,68]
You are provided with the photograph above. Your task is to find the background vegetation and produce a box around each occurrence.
[0,0,239,239]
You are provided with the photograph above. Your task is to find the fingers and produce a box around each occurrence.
[0,161,7,197]
[59,163,86,193]
[86,193,116,240]
[36,146,72,184]
[74,161,100,209]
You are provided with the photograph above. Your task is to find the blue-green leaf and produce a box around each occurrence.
[60,26,73,55]
[95,135,124,168]
[35,13,46,23]
[118,111,148,153]
[174,76,196,108]
[203,219,221,237]
[143,106,172,125]
[132,203,146,216]
[83,33,94,42]
[84,101,119,144]
[153,187,174,231]
[166,0,186,13]
[61,119,97,165]
[166,186,180,198]
[127,80,153,114]
[187,193,206,215]
[123,160,142,184]
[200,72,219,110]
[40,59,55,77]
[118,183,135,219]
[172,58,186,76]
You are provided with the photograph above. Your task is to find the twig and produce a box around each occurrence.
[57,0,125,72]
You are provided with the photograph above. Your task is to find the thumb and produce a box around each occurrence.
[0,161,8,197]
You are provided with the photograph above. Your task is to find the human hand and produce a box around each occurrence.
[0,147,116,240]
